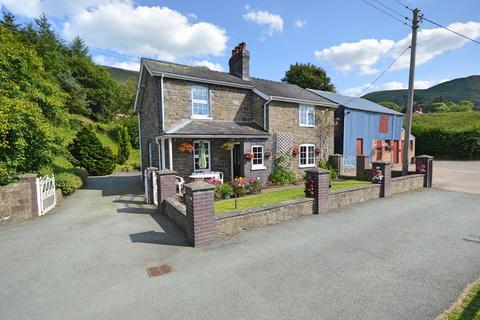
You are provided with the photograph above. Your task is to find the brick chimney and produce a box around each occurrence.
[228,42,250,80]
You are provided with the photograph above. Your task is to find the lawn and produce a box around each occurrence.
[438,278,480,320]
[215,179,370,215]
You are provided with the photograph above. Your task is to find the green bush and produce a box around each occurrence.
[55,172,83,195]
[0,162,17,186]
[69,127,116,176]
[117,126,131,165]
[318,160,338,183]
[268,154,299,185]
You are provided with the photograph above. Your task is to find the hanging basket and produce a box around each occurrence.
[221,142,235,150]
[178,143,193,153]
[244,152,254,161]
[292,147,299,156]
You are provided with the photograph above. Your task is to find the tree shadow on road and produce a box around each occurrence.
[82,173,144,197]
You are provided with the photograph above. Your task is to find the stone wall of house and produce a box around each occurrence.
[163,78,261,128]
[0,178,36,224]
[242,138,273,183]
[216,197,313,238]
[139,73,160,170]
[391,174,424,194]
[268,101,335,175]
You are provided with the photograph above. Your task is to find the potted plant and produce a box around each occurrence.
[220,182,232,199]
[247,177,262,194]
[372,167,383,184]
[233,177,247,197]
[221,142,235,150]
[292,147,299,156]
[304,176,315,197]
[244,152,254,161]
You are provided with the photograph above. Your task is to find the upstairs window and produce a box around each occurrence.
[192,86,209,118]
[379,115,389,133]
[251,145,265,170]
[299,144,315,168]
[299,105,315,127]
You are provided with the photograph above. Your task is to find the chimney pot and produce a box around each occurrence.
[229,42,250,80]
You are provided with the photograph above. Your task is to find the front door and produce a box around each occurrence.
[356,138,363,156]
[232,144,242,179]
[393,140,399,163]
[375,140,383,161]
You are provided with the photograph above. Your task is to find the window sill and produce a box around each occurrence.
[299,124,315,128]
[191,116,213,120]
[299,164,316,168]
[251,165,266,171]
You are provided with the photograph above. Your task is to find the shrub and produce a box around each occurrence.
[69,127,116,176]
[117,126,131,165]
[55,172,83,195]
[0,162,17,186]
[268,154,299,185]
[318,160,338,183]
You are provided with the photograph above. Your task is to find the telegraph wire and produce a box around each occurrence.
[359,0,410,26]
[421,16,480,46]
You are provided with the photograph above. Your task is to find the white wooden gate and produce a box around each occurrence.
[152,172,158,206]
[37,175,56,216]
[144,169,150,203]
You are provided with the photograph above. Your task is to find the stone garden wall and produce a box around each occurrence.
[0,175,37,224]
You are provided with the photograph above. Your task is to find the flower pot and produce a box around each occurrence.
[221,193,231,199]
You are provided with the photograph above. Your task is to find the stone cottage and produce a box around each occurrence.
[135,42,338,183]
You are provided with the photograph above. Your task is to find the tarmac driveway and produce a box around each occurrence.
[434,160,480,194]
[1,172,480,320]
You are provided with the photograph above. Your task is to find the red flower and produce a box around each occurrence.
[314,147,321,154]
[244,152,254,161]
[292,147,299,156]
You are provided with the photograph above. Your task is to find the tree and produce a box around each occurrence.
[378,101,404,113]
[0,11,19,32]
[282,63,335,92]
[68,36,88,57]
[69,127,116,176]
[117,126,131,165]
[118,77,137,114]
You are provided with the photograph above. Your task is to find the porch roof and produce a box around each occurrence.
[159,120,270,139]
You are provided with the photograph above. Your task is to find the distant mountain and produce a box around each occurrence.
[363,76,480,109]
[103,66,138,83]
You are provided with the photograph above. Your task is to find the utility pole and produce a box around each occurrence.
[402,8,420,176]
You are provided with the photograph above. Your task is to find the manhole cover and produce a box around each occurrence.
[146,263,173,278]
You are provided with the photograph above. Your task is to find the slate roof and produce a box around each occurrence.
[308,89,404,116]
[142,58,337,106]
[164,120,269,138]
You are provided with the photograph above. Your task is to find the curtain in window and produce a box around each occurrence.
[198,143,207,169]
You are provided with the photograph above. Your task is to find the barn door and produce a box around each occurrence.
[393,140,399,163]
[356,138,363,156]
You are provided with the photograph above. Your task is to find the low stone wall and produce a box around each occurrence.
[0,179,35,224]
[391,174,424,194]
[216,197,314,238]
[328,184,381,210]
[163,198,187,231]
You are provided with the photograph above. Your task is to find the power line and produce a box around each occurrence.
[421,16,480,46]
[340,46,411,105]
[371,0,410,20]
[359,0,410,26]
[391,0,413,11]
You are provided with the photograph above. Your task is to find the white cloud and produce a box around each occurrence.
[381,79,439,90]
[93,55,140,71]
[193,60,224,72]
[0,0,113,18]
[342,83,375,96]
[315,39,395,73]
[62,2,228,60]
[382,81,405,90]
[315,21,480,74]
[243,9,283,38]
[294,19,306,29]
[359,65,379,75]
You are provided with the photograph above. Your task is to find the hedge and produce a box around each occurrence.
[55,172,83,195]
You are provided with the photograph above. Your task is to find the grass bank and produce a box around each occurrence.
[437,278,480,320]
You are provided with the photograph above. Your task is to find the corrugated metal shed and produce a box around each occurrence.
[308,89,404,116]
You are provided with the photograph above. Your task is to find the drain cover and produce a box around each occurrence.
[146,263,172,278]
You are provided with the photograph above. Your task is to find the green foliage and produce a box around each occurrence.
[268,154,299,185]
[0,162,17,186]
[378,101,404,113]
[103,65,139,83]
[0,96,54,174]
[318,160,338,183]
[117,77,137,114]
[116,116,139,148]
[117,126,131,165]
[412,112,480,159]
[282,62,336,92]
[55,172,83,195]
[69,127,116,176]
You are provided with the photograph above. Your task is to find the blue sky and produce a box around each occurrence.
[1,0,479,95]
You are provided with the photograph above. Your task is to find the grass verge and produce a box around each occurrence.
[437,278,480,320]
[215,179,369,215]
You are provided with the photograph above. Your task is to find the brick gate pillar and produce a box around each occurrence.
[356,155,370,180]
[185,181,216,247]
[415,155,434,188]
[156,169,177,212]
[306,168,330,214]
[329,154,343,176]
[372,161,392,198]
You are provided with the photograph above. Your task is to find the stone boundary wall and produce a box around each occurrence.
[391,174,424,194]
[216,197,314,238]
[0,179,35,224]
[328,184,381,210]
[164,198,187,231]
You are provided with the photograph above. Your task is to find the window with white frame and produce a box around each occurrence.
[191,86,209,117]
[299,144,315,167]
[193,140,211,172]
[251,145,265,170]
[299,105,315,127]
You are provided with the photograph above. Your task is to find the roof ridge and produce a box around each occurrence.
[142,57,230,77]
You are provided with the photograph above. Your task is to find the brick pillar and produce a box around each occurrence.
[18,174,39,217]
[329,154,343,176]
[306,168,330,214]
[415,155,434,188]
[144,167,158,204]
[156,169,177,212]
[185,181,216,247]
[356,155,370,180]
[372,161,392,198]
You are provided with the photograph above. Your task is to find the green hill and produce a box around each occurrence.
[363,76,480,109]
[103,66,138,83]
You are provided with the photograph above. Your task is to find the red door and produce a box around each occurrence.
[356,138,363,156]
[393,140,399,163]
[375,140,383,161]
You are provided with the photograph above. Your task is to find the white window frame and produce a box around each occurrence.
[193,140,211,172]
[191,86,210,118]
[299,105,315,127]
[251,145,265,170]
[299,144,316,168]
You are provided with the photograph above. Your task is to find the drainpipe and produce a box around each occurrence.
[263,97,272,130]
[160,74,165,131]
